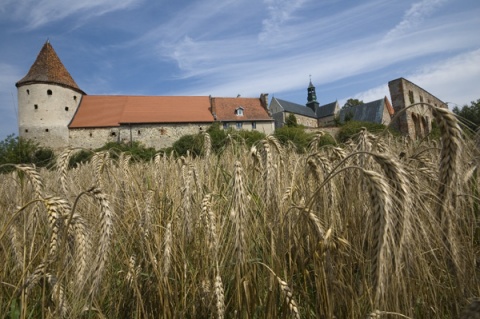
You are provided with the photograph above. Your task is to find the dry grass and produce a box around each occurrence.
[1,108,479,318]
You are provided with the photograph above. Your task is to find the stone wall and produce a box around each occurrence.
[18,83,81,149]
[388,78,445,139]
[285,112,317,128]
[69,123,212,150]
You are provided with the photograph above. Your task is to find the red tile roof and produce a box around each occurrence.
[16,41,84,94]
[212,97,271,121]
[69,95,214,128]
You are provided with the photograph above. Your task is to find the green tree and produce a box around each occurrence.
[285,114,299,127]
[452,99,480,132]
[274,126,313,152]
[0,135,55,173]
[342,98,363,109]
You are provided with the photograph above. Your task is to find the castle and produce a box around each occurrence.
[16,41,447,150]
[16,41,274,150]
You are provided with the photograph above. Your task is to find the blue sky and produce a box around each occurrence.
[1,0,479,140]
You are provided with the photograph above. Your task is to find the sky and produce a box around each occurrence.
[1,0,479,140]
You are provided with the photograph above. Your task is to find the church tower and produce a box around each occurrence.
[16,41,85,149]
[306,78,319,114]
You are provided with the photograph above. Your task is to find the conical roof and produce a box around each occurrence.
[16,41,85,94]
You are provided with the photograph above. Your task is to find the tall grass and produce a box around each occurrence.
[1,107,479,318]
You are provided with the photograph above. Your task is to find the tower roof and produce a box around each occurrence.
[16,41,85,94]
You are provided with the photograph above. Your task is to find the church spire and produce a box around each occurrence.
[16,41,85,94]
[306,76,320,114]
[307,75,317,103]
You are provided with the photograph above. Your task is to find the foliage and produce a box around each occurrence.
[0,135,55,172]
[452,99,480,132]
[96,141,157,161]
[171,134,203,157]
[274,125,313,152]
[337,121,388,143]
[342,98,363,109]
[285,114,299,127]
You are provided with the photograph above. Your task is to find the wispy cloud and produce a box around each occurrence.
[5,0,143,30]
[353,49,480,107]
[259,0,309,42]
[384,0,449,41]
[0,63,20,137]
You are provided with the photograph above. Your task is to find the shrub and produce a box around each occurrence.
[171,134,203,157]
[0,135,55,172]
[274,126,313,152]
[337,121,388,143]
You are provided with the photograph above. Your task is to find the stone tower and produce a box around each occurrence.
[16,41,85,149]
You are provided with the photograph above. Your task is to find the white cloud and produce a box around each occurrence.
[384,0,449,41]
[9,0,143,29]
[352,49,480,107]
[0,63,21,138]
[259,0,309,42]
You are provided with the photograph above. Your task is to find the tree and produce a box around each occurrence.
[342,98,363,109]
[285,114,299,127]
[452,99,480,132]
[0,135,55,173]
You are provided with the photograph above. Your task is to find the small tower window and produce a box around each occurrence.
[25,129,28,133]
[65,107,69,111]
[26,89,30,95]
[47,89,52,96]
[45,129,49,132]
[34,104,38,110]
[73,96,77,101]
[138,130,141,135]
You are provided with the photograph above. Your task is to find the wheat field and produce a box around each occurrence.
[1,108,479,318]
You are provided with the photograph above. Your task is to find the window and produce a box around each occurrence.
[252,122,256,129]
[236,122,243,129]
[235,107,244,116]
[408,90,414,104]
[138,130,141,135]
[89,132,93,137]
[111,132,116,136]
[65,106,69,111]
[45,128,49,132]
[25,129,28,133]
[47,89,52,96]
[223,122,229,129]
[26,89,30,95]
[73,96,77,101]
[34,104,38,110]
[420,96,424,103]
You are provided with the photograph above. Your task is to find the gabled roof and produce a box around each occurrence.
[212,97,272,122]
[338,97,391,124]
[69,95,214,128]
[274,98,317,118]
[16,41,84,94]
[317,101,339,118]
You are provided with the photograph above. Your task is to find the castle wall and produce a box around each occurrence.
[69,123,212,150]
[286,112,317,127]
[389,78,445,139]
[18,83,81,149]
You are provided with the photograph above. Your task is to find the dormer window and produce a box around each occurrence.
[235,107,244,116]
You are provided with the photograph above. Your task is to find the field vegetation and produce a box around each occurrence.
[0,107,479,318]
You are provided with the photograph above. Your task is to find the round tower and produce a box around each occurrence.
[16,41,85,149]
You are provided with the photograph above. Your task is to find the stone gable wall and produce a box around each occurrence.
[389,78,445,139]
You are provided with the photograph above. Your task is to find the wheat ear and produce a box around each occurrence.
[87,187,114,296]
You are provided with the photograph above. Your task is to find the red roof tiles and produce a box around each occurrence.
[16,41,84,94]
[212,97,271,121]
[69,95,215,128]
